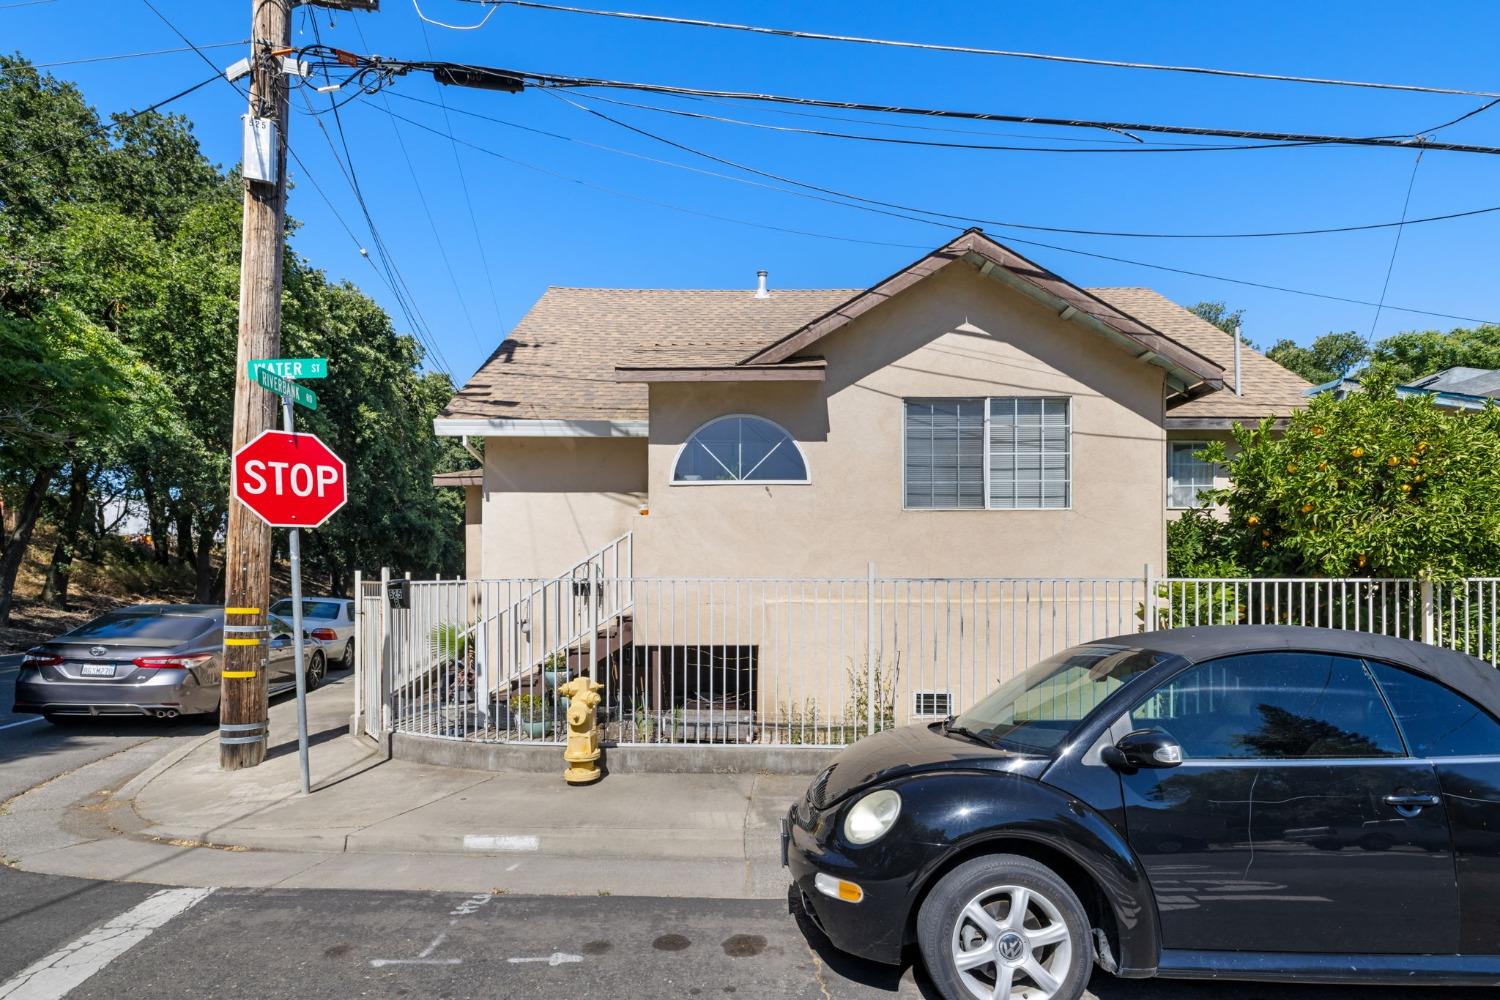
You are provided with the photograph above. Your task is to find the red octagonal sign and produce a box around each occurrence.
[232,430,347,528]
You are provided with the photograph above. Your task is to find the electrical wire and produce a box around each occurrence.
[564,90,1331,155]
[351,18,487,357]
[461,1,1500,102]
[351,56,1500,156]
[368,97,1498,326]
[412,0,496,30]
[301,46,457,377]
[35,41,248,68]
[1368,150,1425,339]
[416,14,505,329]
[545,88,1500,241]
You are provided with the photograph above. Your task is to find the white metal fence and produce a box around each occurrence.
[352,571,1500,749]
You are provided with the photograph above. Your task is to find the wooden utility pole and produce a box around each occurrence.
[220,0,293,770]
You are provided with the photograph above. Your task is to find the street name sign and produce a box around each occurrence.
[248,357,328,380]
[253,366,318,411]
[232,430,347,527]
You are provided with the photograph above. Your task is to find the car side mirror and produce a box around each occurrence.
[1103,729,1184,771]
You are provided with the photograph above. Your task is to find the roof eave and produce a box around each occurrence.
[614,361,826,383]
[433,417,649,438]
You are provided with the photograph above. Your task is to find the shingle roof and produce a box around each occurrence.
[1409,366,1500,399]
[1088,287,1312,420]
[442,266,1303,426]
[432,469,482,487]
[440,288,853,421]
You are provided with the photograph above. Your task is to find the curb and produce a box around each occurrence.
[114,729,219,805]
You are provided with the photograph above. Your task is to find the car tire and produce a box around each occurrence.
[306,651,326,692]
[917,854,1091,1000]
[341,639,354,669]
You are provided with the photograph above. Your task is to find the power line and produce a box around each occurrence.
[356,56,1500,156]
[1368,150,1425,339]
[463,0,1500,101]
[547,88,1500,241]
[370,96,1498,327]
[565,90,1332,155]
[416,15,505,330]
[35,41,247,68]
[350,18,487,359]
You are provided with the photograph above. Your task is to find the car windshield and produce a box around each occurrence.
[272,599,342,619]
[64,611,214,643]
[953,643,1167,754]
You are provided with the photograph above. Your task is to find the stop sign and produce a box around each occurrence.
[232,430,347,528]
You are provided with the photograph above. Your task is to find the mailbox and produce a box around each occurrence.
[386,578,409,610]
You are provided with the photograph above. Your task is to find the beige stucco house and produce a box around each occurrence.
[433,230,1309,583]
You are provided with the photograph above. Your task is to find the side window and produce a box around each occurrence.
[1366,659,1500,758]
[1129,651,1404,760]
[269,615,292,637]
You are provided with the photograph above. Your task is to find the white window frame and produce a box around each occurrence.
[1167,440,1220,510]
[670,413,811,486]
[902,396,1072,511]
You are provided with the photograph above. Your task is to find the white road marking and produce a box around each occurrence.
[462,834,538,853]
[417,932,447,958]
[369,959,462,968]
[0,717,43,732]
[0,886,214,1000]
[507,953,583,967]
[505,862,522,872]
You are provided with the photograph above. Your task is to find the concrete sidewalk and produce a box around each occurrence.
[2,673,814,898]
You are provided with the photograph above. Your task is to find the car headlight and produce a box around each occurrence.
[843,789,901,845]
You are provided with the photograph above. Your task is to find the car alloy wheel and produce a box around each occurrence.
[342,639,355,668]
[306,652,326,691]
[918,855,1089,1000]
[951,884,1071,999]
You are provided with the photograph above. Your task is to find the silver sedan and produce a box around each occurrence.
[270,597,354,668]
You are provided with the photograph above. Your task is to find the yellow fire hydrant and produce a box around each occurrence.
[557,676,604,785]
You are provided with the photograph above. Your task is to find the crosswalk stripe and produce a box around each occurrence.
[0,887,215,999]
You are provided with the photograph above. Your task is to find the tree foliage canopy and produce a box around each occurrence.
[0,54,465,614]
[1196,369,1500,580]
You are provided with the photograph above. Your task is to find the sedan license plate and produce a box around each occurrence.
[79,664,116,678]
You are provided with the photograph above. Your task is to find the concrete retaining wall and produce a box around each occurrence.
[391,732,836,776]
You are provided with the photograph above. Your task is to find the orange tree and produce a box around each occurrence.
[1200,367,1500,580]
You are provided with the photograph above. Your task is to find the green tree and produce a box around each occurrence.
[1264,331,1368,385]
[1370,324,1500,383]
[1201,367,1500,579]
[1189,300,1248,339]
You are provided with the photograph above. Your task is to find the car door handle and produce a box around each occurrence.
[1384,793,1441,814]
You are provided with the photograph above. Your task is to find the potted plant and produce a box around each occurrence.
[541,651,569,690]
[513,693,552,738]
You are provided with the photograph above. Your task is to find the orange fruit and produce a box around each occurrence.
[1401,483,1412,493]
[1286,463,1297,473]
[1351,447,1366,458]
[1357,554,1368,568]
[1311,426,1325,436]
[1261,540,1271,549]
[1417,441,1429,452]
[1247,515,1260,526]
[1387,456,1400,467]
[1318,461,1328,471]
[1301,503,1313,513]
[1407,456,1418,466]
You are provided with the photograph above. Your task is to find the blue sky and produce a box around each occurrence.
[8,1,1500,384]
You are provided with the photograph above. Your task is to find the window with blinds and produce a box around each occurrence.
[1168,441,1218,508]
[904,397,1071,510]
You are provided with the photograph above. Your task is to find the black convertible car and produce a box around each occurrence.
[784,625,1500,999]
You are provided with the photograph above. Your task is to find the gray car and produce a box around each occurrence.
[13,604,331,724]
[270,596,354,668]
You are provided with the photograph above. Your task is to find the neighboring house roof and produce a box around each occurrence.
[1309,370,1500,411]
[439,230,1315,435]
[1408,366,1500,398]
[1089,287,1312,427]
[432,469,482,487]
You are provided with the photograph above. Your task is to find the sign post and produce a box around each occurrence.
[234,365,345,795]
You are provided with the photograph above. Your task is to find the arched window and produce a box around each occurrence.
[672,415,808,484]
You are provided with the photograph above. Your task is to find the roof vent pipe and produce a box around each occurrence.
[1233,322,1243,396]
[754,270,769,299]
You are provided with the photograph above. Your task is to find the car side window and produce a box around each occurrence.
[1128,651,1405,760]
[1365,659,1500,758]
[269,615,292,637]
